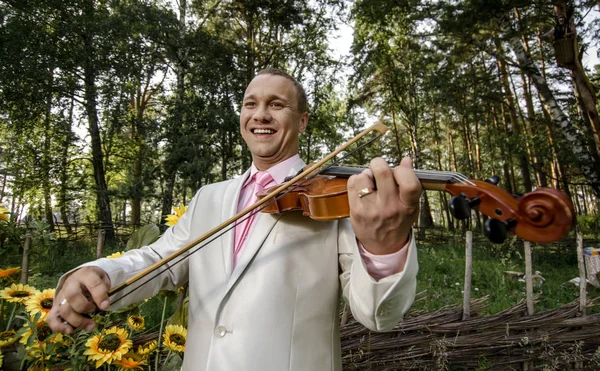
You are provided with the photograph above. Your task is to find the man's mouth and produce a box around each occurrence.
[252,128,276,134]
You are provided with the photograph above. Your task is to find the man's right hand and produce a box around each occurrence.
[48,266,111,334]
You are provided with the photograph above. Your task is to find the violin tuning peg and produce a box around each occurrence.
[468,197,481,208]
[485,175,500,185]
[449,195,471,220]
[484,218,507,244]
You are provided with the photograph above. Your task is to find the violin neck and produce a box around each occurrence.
[321,166,466,191]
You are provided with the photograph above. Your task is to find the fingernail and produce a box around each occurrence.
[86,323,95,331]
[64,327,72,335]
[100,300,110,310]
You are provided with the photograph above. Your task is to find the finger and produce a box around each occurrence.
[57,302,95,331]
[347,169,376,210]
[48,309,73,334]
[81,271,111,311]
[393,158,422,208]
[368,157,397,203]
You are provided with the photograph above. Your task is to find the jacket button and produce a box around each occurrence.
[215,325,227,337]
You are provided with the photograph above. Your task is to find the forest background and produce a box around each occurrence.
[0,0,599,239]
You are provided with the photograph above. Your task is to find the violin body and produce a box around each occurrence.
[259,176,351,221]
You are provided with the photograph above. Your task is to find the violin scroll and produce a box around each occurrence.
[514,188,574,243]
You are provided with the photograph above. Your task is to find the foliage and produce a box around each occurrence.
[0,221,185,370]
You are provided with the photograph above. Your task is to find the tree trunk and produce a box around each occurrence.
[516,8,547,188]
[83,0,114,239]
[58,95,75,234]
[491,105,515,194]
[42,68,55,230]
[495,36,532,193]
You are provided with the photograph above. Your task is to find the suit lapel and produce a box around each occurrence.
[227,213,281,288]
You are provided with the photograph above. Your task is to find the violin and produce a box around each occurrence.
[108,122,574,297]
[257,166,574,244]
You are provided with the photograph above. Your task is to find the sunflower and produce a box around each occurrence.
[137,339,157,357]
[106,251,125,259]
[20,321,54,345]
[0,205,9,222]
[0,267,20,278]
[25,289,55,322]
[0,283,38,303]
[114,351,147,370]
[126,315,145,332]
[165,203,188,226]
[84,326,132,368]
[0,330,18,347]
[162,324,187,353]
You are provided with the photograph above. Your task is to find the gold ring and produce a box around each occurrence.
[357,187,374,198]
[60,298,67,306]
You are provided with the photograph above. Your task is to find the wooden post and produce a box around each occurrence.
[524,241,534,316]
[96,229,105,259]
[576,232,587,315]
[462,231,472,320]
[20,230,32,284]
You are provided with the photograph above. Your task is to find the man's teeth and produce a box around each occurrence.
[253,129,275,134]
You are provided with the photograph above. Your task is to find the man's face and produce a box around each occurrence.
[240,74,308,170]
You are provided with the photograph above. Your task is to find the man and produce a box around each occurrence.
[48,68,421,371]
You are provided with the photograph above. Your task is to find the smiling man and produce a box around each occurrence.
[48,67,421,371]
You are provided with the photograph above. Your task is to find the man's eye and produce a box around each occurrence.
[270,102,285,108]
[244,102,257,107]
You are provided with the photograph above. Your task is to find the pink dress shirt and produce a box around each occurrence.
[233,154,409,280]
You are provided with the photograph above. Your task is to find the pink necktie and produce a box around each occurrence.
[233,171,274,266]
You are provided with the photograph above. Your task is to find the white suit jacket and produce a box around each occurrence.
[69,162,418,371]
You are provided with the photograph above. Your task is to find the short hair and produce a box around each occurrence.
[256,67,307,113]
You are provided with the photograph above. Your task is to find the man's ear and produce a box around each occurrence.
[298,112,309,134]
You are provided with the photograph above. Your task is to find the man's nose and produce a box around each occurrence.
[253,104,272,122]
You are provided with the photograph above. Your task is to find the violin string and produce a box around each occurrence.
[110,130,387,305]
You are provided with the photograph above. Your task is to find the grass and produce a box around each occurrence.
[412,234,599,315]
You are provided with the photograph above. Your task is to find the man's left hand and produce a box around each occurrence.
[347,157,422,255]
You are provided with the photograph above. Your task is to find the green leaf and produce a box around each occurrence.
[126,224,160,251]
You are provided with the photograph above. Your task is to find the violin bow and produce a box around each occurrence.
[108,122,389,296]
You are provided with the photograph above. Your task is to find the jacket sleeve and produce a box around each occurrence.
[56,188,206,310]
[338,218,418,331]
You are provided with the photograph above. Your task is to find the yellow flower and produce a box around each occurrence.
[0,205,9,222]
[165,203,188,226]
[126,315,145,332]
[162,324,186,353]
[114,351,147,370]
[0,267,20,278]
[84,326,132,368]
[0,283,37,303]
[0,330,18,347]
[25,289,55,322]
[0,351,3,367]
[107,251,125,259]
[20,321,53,345]
[137,340,157,356]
